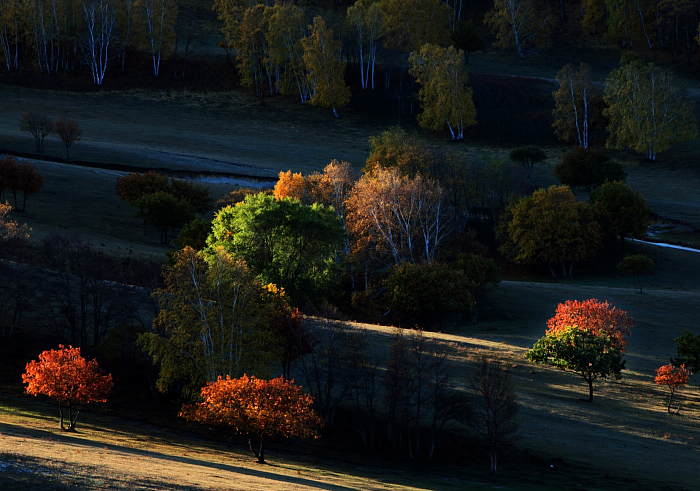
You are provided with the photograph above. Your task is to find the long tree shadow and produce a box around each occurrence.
[0,421,361,491]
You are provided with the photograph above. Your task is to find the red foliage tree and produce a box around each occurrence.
[655,364,691,413]
[546,299,633,351]
[180,375,322,463]
[22,345,113,431]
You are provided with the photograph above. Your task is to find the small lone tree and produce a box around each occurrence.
[22,345,113,431]
[617,254,654,293]
[527,326,626,403]
[181,375,322,463]
[19,113,53,153]
[54,118,82,160]
[469,358,519,476]
[509,146,546,178]
[671,331,700,374]
[654,364,690,413]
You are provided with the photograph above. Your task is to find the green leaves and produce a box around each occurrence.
[208,193,346,306]
[526,326,626,402]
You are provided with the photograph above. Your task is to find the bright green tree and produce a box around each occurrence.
[604,62,697,160]
[408,44,476,140]
[498,185,602,278]
[208,193,346,306]
[527,326,626,402]
[302,16,350,118]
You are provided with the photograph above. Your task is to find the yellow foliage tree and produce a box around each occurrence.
[498,185,602,278]
[302,16,350,118]
[604,62,697,160]
[408,44,476,140]
[552,62,600,149]
[380,0,451,51]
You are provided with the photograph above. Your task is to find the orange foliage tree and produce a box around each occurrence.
[181,375,322,463]
[546,299,633,351]
[22,345,113,431]
[655,364,691,413]
[273,170,307,202]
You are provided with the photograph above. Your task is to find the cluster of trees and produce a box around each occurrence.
[552,60,696,161]
[0,0,177,83]
[485,0,700,58]
[526,299,698,417]
[19,113,82,158]
[116,171,211,244]
[498,179,650,277]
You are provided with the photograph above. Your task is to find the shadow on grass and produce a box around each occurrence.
[0,421,359,491]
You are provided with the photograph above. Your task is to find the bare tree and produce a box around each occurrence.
[295,318,347,426]
[342,329,380,448]
[41,235,126,350]
[469,358,519,475]
[54,118,83,160]
[19,113,53,153]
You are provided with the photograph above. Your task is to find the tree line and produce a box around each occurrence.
[0,0,177,82]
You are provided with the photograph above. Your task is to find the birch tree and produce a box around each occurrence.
[142,246,275,397]
[346,167,451,266]
[79,0,117,85]
[553,63,600,149]
[604,62,696,160]
[0,0,21,70]
[347,0,383,90]
[141,0,176,77]
[302,16,350,118]
[264,4,312,103]
[408,43,476,140]
[485,0,551,59]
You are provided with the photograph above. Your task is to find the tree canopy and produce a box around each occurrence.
[408,44,476,140]
[208,193,346,306]
[554,148,626,196]
[141,247,277,397]
[23,345,113,431]
[498,185,602,278]
[180,375,322,463]
[546,298,633,351]
[592,181,650,252]
[604,62,697,160]
[527,326,626,402]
